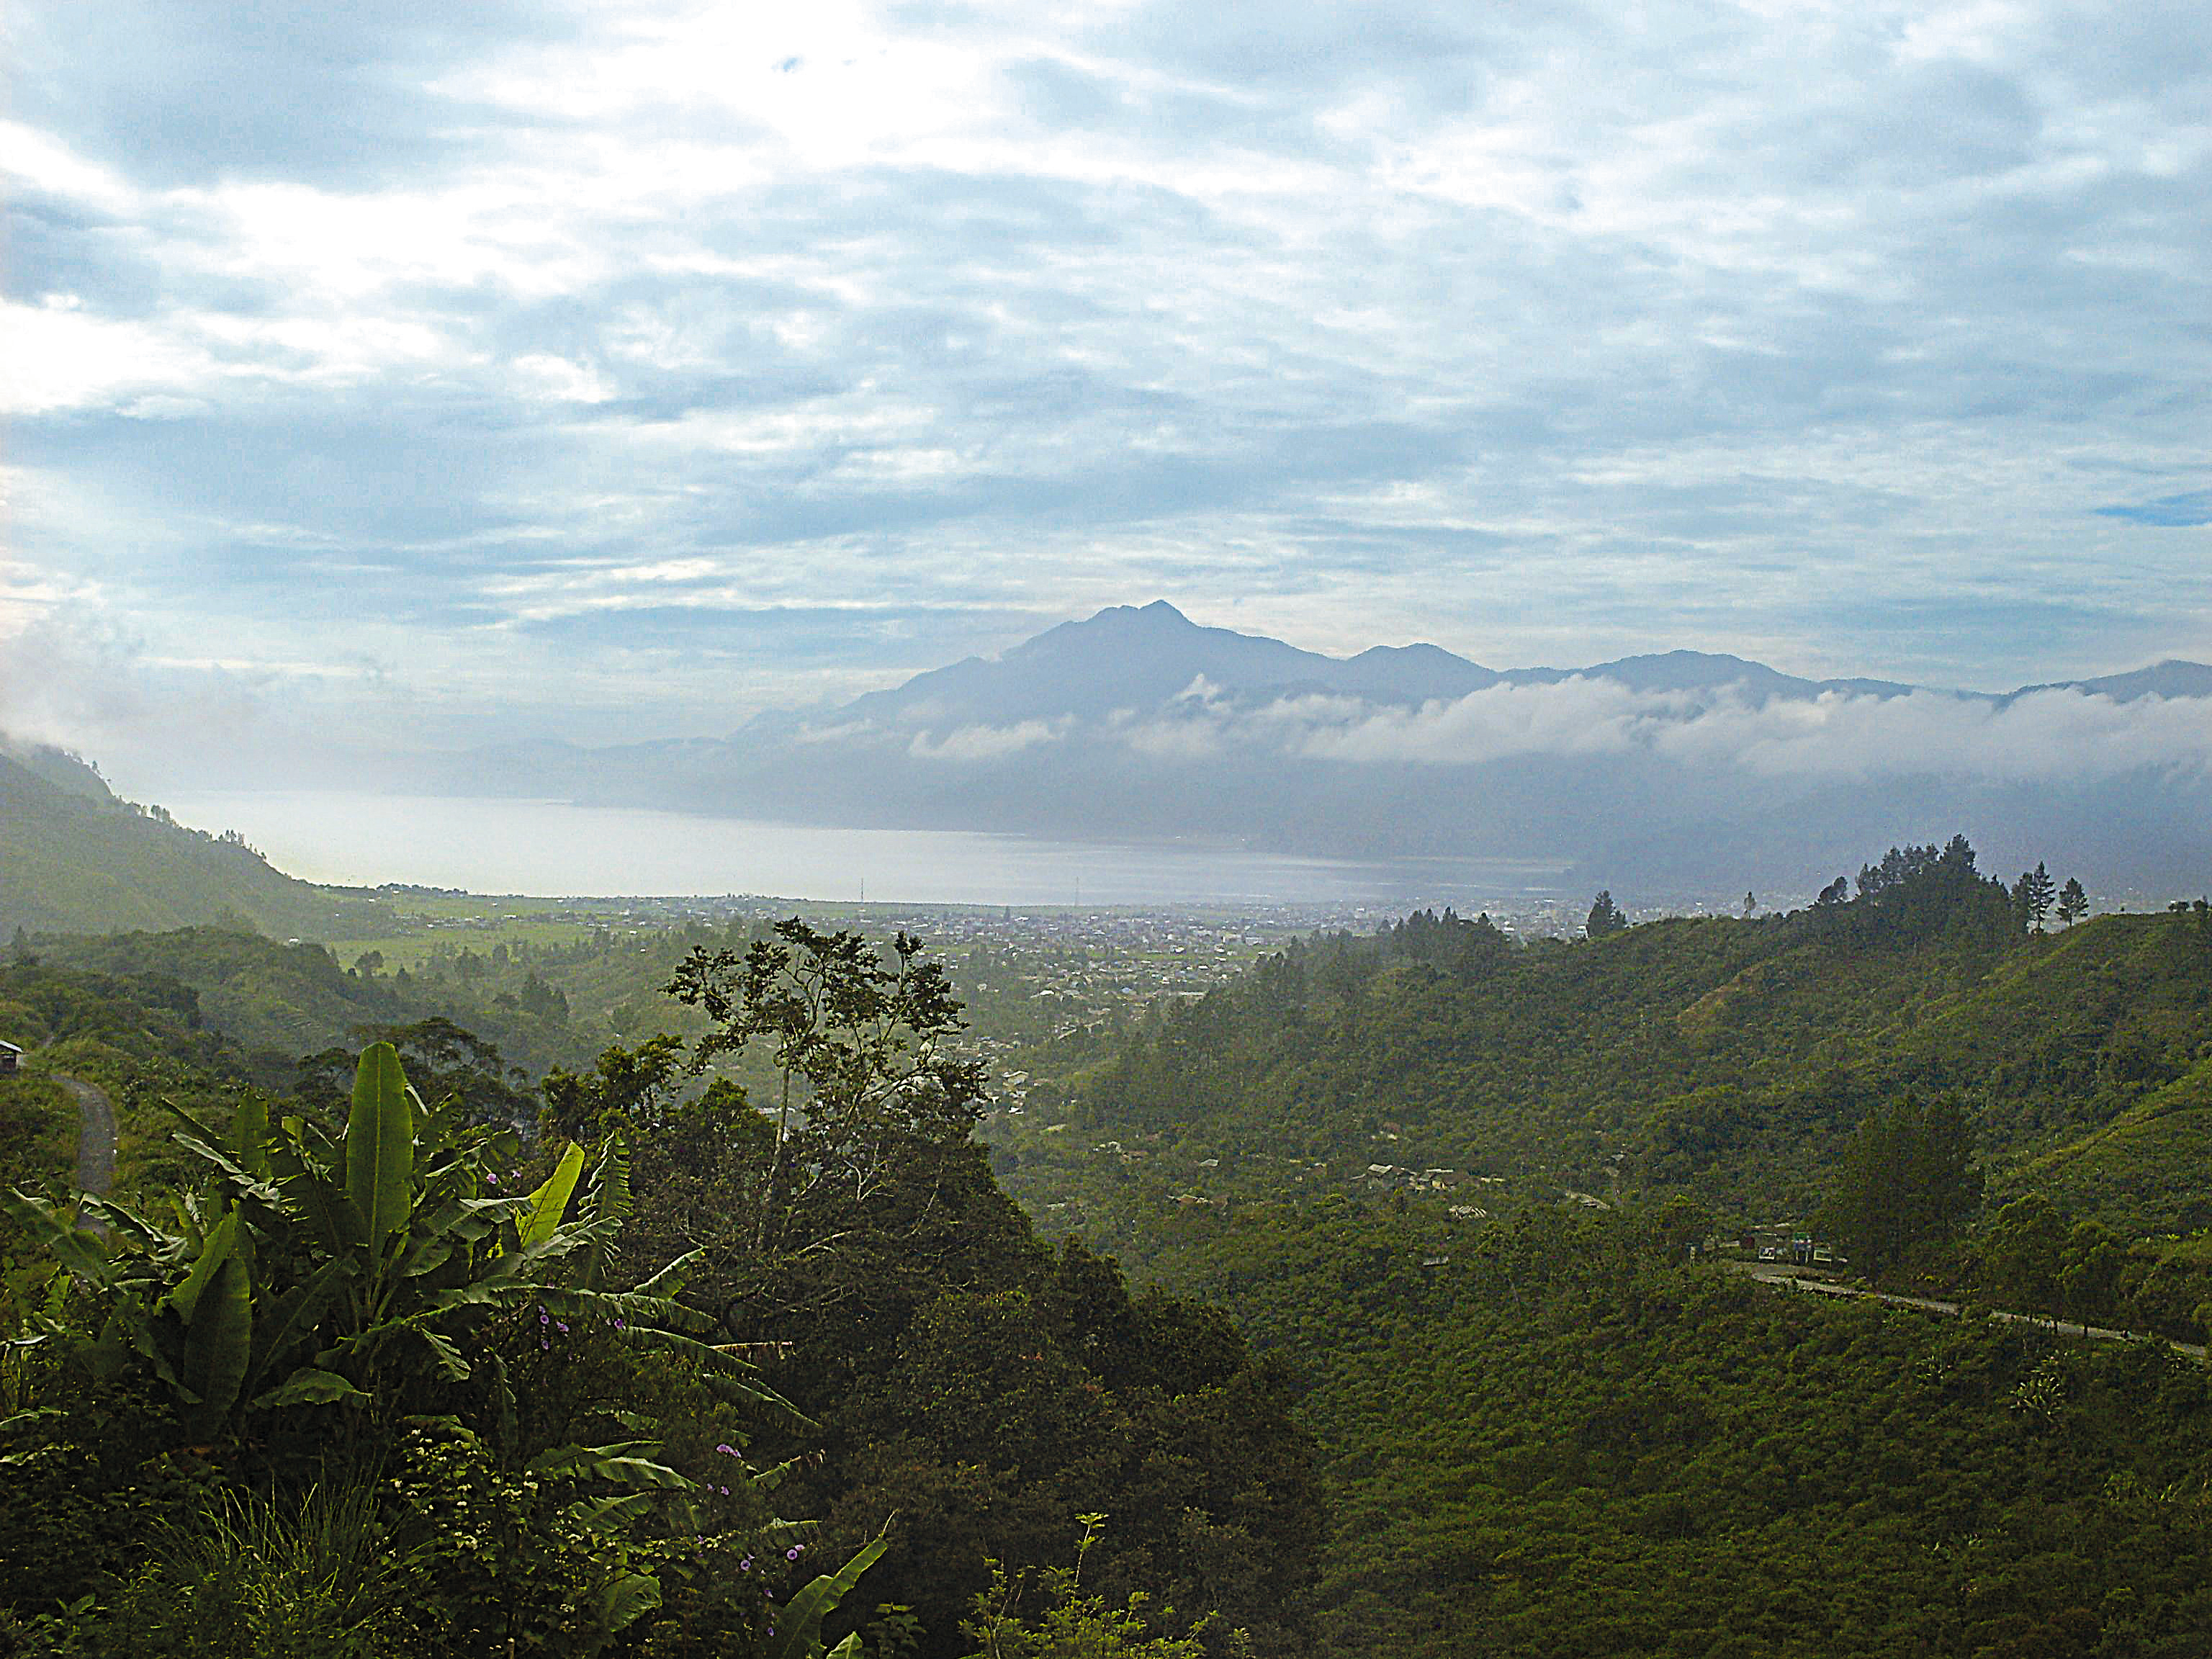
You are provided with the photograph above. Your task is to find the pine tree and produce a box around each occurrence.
[2015,862,2056,934]
[2056,876,2088,927]
[1585,891,1628,938]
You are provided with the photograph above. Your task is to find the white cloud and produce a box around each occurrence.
[908,718,1066,761]
[1125,679,2212,783]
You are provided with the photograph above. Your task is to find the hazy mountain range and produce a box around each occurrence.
[399,602,2212,903]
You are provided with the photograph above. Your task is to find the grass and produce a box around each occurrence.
[314,893,616,971]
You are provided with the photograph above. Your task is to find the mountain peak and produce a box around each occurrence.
[1083,600,1194,630]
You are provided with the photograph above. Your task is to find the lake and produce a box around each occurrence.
[159,791,1570,909]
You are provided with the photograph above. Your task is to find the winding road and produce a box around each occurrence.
[53,1072,117,1208]
[1730,1260,2207,1362]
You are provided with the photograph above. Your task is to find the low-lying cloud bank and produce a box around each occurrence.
[905,678,2212,784]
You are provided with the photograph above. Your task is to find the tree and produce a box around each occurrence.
[1980,1194,2067,1319]
[668,920,988,1252]
[1819,1092,1982,1277]
[2013,863,2056,935]
[1584,891,1628,938]
[2056,876,2088,928]
[296,1017,534,1128]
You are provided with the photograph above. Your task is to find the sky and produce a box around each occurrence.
[4,0,2211,793]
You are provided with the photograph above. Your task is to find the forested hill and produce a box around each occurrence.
[0,744,367,938]
[1017,841,2212,1237]
[10,879,2212,1655]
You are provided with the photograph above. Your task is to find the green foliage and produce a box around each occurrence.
[668,920,989,1251]
[961,1516,1227,1659]
[300,1017,541,1128]
[91,1481,421,1659]
[0,1039,884,1658]
[1017,853,2208,1254]
[0,752,374,940]
[507,923,1328,1658]
[4,1040,658,1438]
[35,930,594,1084]
[1145,1197,2212,1658]
[1817,1091,1981,1278]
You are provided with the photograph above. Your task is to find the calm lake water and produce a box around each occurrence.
[161,791,1569,909]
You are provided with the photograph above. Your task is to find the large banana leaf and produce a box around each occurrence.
[162,1208,239,1323]
[247,1366,368,1411]
[528,1441,695,1488]
[346,1043,415,1249]
[517,1142,586,1251]
[1,1189,114,1282]
[178,1251,253,1434]
[765,1535,887,1659]
[242,1257,356,1399]
[593,1571,663,1641]
[231,1094,272,1180]
[166,1132,287,1208]
[575,1131,631,1290]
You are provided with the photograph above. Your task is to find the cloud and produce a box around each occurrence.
[6,0,2212,791]
[907,718,1066,761]
[1121,679,2212,785]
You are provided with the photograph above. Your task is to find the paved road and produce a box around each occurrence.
[1730,1260,2206,1361]
[53,1073,117,1204]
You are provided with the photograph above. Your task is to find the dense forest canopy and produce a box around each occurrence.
[6,835,2212,1656]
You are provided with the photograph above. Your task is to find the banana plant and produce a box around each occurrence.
[4,1041,797,1444]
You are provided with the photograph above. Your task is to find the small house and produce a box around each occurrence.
[0,1040,22,1076]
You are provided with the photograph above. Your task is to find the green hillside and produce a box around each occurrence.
[994,846,2212,1251]
[27,927,600,1080]
[2002,1058,2212,1234]
[0,745,377,939]
[1147,1198,2212,1659]
[11,885,2212,1657]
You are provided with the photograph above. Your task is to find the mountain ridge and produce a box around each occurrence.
[738,603,2209,737]
[378,601,2212,903]
[0,744,377,939]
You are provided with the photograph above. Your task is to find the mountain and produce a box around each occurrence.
[826,600,1437,727]
[2008,659,2212,703]
[754,608,1910,731]
[403,604,2212,904]
[0,739,377,938]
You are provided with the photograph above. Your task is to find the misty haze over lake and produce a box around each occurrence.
[160,791,1570,910]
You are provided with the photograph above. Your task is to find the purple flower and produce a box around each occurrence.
[540,1338,551,1350]
[716,1443,737,1457]
[539,1313,550,1326]
[612,1318,625,1331]
[555,1321,570,1334]
[786,1547,801,1561]
[719,1484,730,1496]
[739,1558,752,1573]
